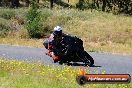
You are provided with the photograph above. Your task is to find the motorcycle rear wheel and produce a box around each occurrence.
[84,51,94,66]
[77,51,94,67]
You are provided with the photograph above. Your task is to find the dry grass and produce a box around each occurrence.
[0,8,132,55]
[0,38,44,48]
[60,10,132,55]
[0,37,131,55]
[83,40,132,55]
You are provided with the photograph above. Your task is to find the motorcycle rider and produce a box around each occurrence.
[47,26,63,63]
[44,26,94,66]
[44,26,84,63]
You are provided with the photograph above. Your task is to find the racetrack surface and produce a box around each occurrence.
[0,44,132,76]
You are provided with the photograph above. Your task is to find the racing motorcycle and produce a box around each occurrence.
[43,34,94,66]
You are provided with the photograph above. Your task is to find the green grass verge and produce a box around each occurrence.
[0,59,132,88]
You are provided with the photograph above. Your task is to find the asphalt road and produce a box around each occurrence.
[0,44,132,76]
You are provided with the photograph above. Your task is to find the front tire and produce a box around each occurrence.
[43,39,48,49]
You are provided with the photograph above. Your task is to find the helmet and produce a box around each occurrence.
[53,26,62,37]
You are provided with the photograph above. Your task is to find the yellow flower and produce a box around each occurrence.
[63,77,67,80]
[102,70,106,74]
[22,68,26,71]
[26,73,29,76]
[41,72,45,75]
[93,84,96,87]
[37,71,41,73]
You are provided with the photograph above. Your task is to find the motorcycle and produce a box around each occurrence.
[43,35,94,66]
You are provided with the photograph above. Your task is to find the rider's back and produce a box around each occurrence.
[62,34,83,47]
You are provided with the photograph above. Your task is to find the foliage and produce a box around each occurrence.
[0,0,132,15]
[76,0,132,15]
[76,0,95,10]
[26,0,42,38]
[0,9,16,20]
[0,18,10,37]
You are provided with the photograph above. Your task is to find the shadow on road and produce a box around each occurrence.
[91,65,102,67]
[65,62,101,67]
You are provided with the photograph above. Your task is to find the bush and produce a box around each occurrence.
[112,5,120,15]
[26,0,42,38]
[0,18,10,37]
[76,0,85,10]
[0,9,16,20]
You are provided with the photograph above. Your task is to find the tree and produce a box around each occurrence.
[102,0,106,11]
[67,0,69,3]
[25,0,30,7]
[94,0,99,9]
[50,0,54,9]
[76,0,84,10]
[0,0,2,6]
[37,0,39,3]
[26,0,41,38]
[79,0,84,5]
[11,0,20,7]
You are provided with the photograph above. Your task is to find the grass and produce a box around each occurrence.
[0,37,131,55]
[0,58,132,88]
[0,8,132,55]
[0,2,132,88]
[0,38,44,48]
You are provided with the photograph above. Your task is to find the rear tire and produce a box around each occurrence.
[83,51,94,66]
[59,61,63,65]
[58,58,67,65]
[77,51,94,67]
